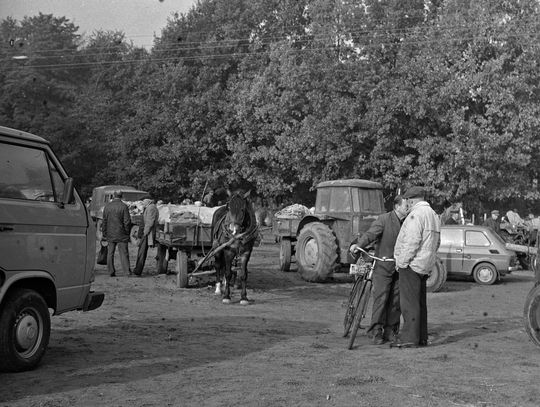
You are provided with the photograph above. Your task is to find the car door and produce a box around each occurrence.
[438,227,465,275]
[462,229,499,273]
[0,141,88,311]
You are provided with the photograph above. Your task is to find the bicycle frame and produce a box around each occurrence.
[345,247,395,349]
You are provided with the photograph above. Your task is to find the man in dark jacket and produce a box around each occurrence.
[102,190,131,276]
[483,210,502,236]
[349,195,408,345]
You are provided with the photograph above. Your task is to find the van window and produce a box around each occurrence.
[0,143,57,202]
[48,155,66,202]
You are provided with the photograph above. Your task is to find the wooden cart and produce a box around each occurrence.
[272,217,301,272]
[155,221,215,288]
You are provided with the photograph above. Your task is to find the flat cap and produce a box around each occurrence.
[403,186,425,199]
[491,210,499,215]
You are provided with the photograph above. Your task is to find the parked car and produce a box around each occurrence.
[438,225,519,285]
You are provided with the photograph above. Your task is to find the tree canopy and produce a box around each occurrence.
[1,0,540,214]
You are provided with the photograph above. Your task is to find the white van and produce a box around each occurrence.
[0,126,104,372]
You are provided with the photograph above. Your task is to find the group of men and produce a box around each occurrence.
[349,186,441,349]
[101,191,159,277]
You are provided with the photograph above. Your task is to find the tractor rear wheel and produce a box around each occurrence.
[296,222,338,282]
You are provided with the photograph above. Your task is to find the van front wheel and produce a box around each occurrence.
[0,289,51,372]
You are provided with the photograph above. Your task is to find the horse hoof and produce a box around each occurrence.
[240,300,249,306]
[222,298,231,304]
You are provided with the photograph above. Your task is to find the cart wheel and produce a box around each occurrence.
[280,239,292,272]
[156,244,168,274]
[130,225,141,246]
[176,251,189,288]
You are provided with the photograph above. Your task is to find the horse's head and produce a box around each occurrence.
[226,190,251,236]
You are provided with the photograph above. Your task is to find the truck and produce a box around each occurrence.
[88,185,148,242]
[0,125,104,372]
[273,179,446,291]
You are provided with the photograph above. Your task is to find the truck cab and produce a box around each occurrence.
[0,126,104,372]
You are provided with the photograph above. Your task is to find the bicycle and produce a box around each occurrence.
[343,247,395,350]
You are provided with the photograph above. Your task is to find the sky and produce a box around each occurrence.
[0,0,198,48]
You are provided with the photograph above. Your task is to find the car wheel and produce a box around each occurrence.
[0,289,51,372]
[473,262,498,285]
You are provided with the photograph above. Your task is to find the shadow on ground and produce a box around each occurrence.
[0,316,325,403]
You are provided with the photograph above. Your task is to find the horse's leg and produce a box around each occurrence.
[214,251,224,295]
[238,247,253,305]
[222,250,234,304]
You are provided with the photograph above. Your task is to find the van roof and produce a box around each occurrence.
[0,126,49,144]
[316,179,383,189]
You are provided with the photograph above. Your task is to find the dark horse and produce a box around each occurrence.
[211,190,258,305]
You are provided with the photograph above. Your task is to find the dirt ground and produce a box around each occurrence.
[2,231,540,407]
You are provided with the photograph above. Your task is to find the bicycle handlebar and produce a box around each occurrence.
[352,246,395,262]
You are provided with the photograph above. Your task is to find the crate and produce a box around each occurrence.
[157,222,213,248]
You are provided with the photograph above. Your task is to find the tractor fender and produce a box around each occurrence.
[297,215,328,235]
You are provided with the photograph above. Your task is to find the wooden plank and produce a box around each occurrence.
[505,243,538,254]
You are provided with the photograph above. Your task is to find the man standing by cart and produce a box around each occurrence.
[102,190,132,277]
[349,195,408,345]
[393,186,440,348]
[134,197,160,276]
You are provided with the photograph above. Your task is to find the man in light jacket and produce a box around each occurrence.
[392,186,440,348]
[133,197,160,276]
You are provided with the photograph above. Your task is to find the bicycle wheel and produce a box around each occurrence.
[343,277,365,337]
[347,280,372,350]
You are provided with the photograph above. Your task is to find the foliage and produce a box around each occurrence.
[1,0,540,215]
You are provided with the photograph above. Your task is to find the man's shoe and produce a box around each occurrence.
[371,332,386,345]
[110,273,116,277]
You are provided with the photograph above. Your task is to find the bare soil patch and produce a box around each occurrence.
[2,232,540,407]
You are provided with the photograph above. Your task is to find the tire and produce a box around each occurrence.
[0,289,51,372]
[156,243,168,274]
[473,262,498,285]
[348,280,372,350]
[531,255,538,274]
[279,239,292,272]
[343,277,364,337]
[524,284,540,347]
[426,257,447,293]
[518,253,530,271]
[176,251,189,288]
[296,222,338,282]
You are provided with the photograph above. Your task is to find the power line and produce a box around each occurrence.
[4,29,540,73]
